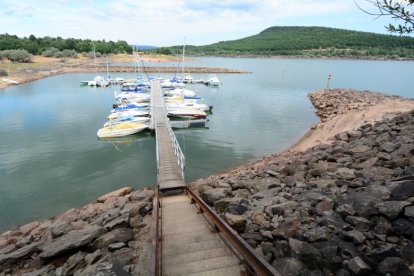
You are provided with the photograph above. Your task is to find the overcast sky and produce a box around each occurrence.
[0,0,404,46]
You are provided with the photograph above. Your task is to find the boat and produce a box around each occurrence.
[104,114,150,127]
[112,102,150,112]
[183,74,194,84]
[97,121,148,138]
[166,102,212,112]
[167,107,207,119]
[107,110,149,120]
[164,88,196,98]
[207,74,220,86]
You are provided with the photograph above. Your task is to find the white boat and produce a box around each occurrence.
[97,121,148,138]
[107,110,149,120]
[167,107,207,119]
[104,115,150,127]
[164,88,196,98]
[183,74,194,83]
[207,75,219,86]
[166,102,212,112]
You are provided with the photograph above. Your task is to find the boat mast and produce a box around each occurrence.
[181,44,185,79]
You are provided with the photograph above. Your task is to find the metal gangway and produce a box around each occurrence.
[149,80,279,275]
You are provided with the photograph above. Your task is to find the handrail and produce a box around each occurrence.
[149,187,161,275]
[166,122,185,181]
[186,187,281,276]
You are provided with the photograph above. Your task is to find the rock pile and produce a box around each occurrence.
[192,91,414,275]
[309,89,406,122]
[0,187,154,275]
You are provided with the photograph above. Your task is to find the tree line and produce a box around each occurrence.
[162,26,414,59]
[0,33,133,59]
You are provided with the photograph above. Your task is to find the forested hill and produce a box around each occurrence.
[167,26,414,58]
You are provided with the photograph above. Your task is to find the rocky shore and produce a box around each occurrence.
[0,187,154,275]
[191,90,414,275]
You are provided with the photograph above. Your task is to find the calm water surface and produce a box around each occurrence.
[0,58,413,231]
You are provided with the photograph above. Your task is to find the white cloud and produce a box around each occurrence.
[0,0,386,46]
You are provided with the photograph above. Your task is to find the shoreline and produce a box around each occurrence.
[1,89,414,274]
[0,65,248,90]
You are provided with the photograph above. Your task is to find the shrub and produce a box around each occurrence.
[42,47,59,57]
[53,51,64,58]
[1,49,32,62]
[85,51,102,59]
[62,49,78,58]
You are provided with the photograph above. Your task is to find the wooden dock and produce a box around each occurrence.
[149,80,279,275]
[151,80,186,191]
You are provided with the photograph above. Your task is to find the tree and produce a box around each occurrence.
[357,0,414,34]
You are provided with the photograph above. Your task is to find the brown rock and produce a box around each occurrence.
[97,187,133,203]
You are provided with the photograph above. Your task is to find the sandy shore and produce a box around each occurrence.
[290,97,414,153]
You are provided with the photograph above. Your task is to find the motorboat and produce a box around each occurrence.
[104,114,150,127]
[97,121,148,138]
[183,74,194,83]
[112,102,150,112]
[167,107,207,119]
[166,102,212,112]
[207,75,220,86]
[164,88,196,98]
[107,110,149,120]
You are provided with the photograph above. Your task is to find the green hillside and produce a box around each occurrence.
[168,26,414,58]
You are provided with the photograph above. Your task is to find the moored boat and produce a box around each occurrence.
[97,121,148,138]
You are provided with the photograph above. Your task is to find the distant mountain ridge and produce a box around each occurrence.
[166,26,414,58]
[133,45,158,51]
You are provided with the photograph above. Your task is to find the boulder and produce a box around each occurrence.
[200,188,230,205]
[336,168,356,180]
[0,242,42,267]
[303,227,329,242]
[223,213,246,232]
[390,179,414,200]
[272,220,300,240]
[93,228,134,249]
[343,230,366,244]
[288,238,323,269]
[97,187,133,203]
[76,260,129,276]
[271,257,307,276]
[40,225,104,259]
[404,205,414,217]
[104,213,130,230]
[213,197,242,213]
[348,256,371,275]
[377,201,411,220]
[345,216,373,232]
[377,257,410,276]
[129,188,154,202]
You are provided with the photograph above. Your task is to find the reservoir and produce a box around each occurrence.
[0,57,413,231]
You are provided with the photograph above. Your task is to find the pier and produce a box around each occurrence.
[149,81,279,275]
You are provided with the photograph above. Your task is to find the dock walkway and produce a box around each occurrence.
[149,80,278,275]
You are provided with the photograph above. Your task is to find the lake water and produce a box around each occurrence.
[0,58,413,231]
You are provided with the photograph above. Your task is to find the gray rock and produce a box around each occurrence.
[348,256,371,275]
[377,201,411,220]
[272,257,307,276]
[200,188,230,205]
[213,197,242,213]
[303,227,329,242]
[111,247,134,265]
[0,242,42,267]
[390,179,414,200]
[372,216,393,235]
[85,249,102,265]
[61,251,86,275]
[40,225,104,259]
[223,213,246,232]
[357,166,394,181]
[377,257,410,275]
[401,244,414,263]
[336,168,356,180]
[50,221,74,238]
[104,213,129,230]
[270,201,299,216]
[108,242,126,252]
[228,203,248,215]
[336,204,356,217]
[22,264,55,276]
[343,230,366,244]
[288,238,323,269]
[345,216,373,232]
[77,260,129,276]
[93,228,134,249]
[380,142,398,153]
[128,188,154,202]
[404,205,414,217]
[272,220,300,240]
[316,199,333,215]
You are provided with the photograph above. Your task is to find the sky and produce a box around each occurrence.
[0,0,407,47]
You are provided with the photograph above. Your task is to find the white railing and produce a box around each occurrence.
[166,120,185,181]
